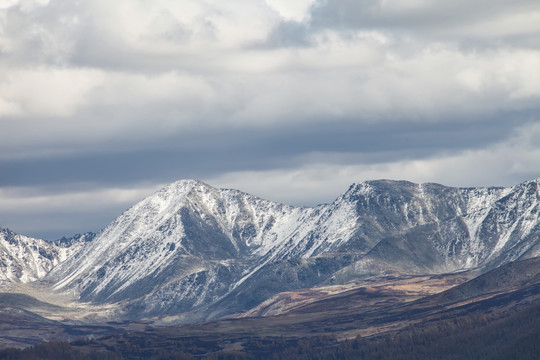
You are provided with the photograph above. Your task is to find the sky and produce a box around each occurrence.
[1,0,540,240]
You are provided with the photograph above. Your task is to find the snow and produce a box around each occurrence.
[0,228,64,284]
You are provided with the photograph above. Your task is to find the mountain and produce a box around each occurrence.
[39,178,540,321]
[0,228,69,285]
[52,232,97,248]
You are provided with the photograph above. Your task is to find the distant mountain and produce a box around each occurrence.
[52,232,97,248]
[0,228,68,284]
[38,178,540,321]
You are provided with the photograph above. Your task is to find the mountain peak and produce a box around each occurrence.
[159,179,211,196]
[520,177,540,187]
[342,179,423,201]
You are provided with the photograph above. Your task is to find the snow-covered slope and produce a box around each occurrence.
[0,228,67,284]
[42,178,540,321]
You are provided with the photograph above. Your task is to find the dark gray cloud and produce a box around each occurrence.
[259,0,540,49]
[254,20,312,48]
[0,112,528,188]
[309,0,539,38]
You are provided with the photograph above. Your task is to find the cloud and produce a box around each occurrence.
[308,0,540,45]
[0,114,527,192]
[3,43,537,164]
[0,182,164,239]
[0,67,104,118]
[264,0,315,21]
[257,20,312,48]
[207,121,540,206]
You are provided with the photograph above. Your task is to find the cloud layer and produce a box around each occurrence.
[1,0,539,239]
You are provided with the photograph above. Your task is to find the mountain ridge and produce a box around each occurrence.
[1,177,539,323]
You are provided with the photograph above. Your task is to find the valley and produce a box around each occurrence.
[1,257,538,359]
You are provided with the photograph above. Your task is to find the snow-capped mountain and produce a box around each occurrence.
[40,178,540,321]
[0,228,68,284]
[52,232,97,248]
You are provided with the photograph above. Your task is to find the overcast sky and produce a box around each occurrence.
[1,0,540,240]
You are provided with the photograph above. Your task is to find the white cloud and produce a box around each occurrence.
[1,40,538,161]
[0,0,18,10]
[0,96,21,116]
[81,0,278,51]
[265,0,315,21]
[0,67,104,117]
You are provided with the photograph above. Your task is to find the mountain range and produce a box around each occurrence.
[1,178,539,351]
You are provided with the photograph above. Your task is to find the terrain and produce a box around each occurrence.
[0,178,539,356]
[1,256,539,359]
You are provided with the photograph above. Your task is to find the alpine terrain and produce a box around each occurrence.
[0,178,539,354]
